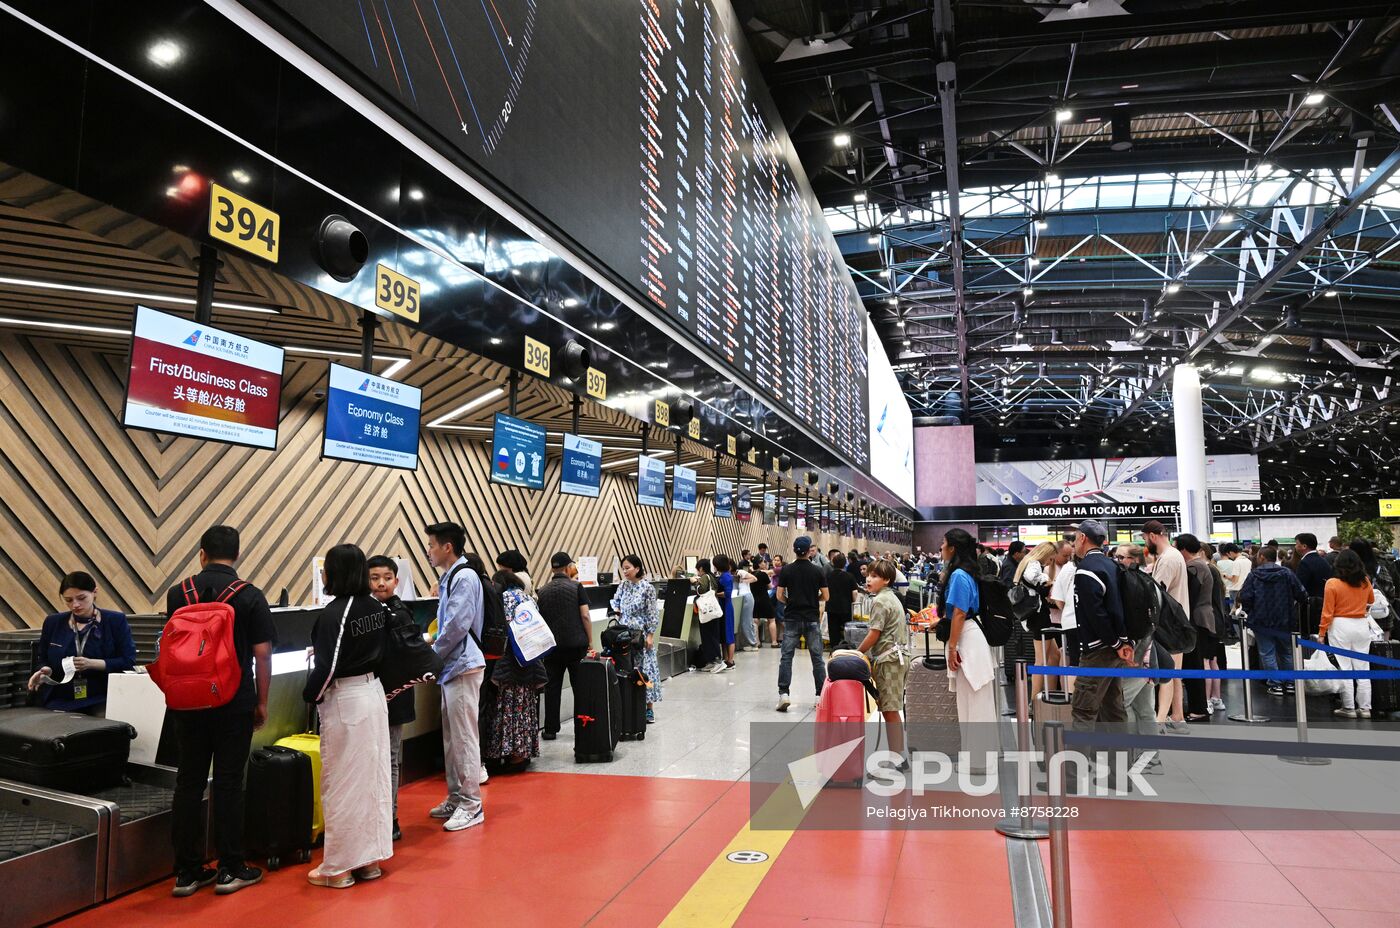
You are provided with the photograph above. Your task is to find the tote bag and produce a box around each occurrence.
[695,589,723,623]
[508,596,558,663]
[379,608,444,700]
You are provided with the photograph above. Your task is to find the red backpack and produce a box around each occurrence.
[148,577,245,710]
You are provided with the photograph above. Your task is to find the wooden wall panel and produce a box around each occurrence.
[0,333,871,629]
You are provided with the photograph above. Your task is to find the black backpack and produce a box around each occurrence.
[971,577,1015,647]
[1117,566,1161,641]
[1152,582,1197,654]
[445,565,509,659]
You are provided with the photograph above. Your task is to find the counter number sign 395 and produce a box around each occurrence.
[208,183,279,262]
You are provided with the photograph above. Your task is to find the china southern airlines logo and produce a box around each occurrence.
[359,378,372,391]
[184,330,202,346]
[358,377,400,399]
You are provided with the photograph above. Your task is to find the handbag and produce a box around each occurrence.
[507,595,557,663]
[695,589,723,623]
[1006,581,1040,621]
[600,619,645,654]
[379,607,445,700]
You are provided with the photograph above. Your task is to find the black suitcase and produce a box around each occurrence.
[1370,640,1400,719]
[243,745,314,870]
[0,707,134,791]
[615,663,648,742]
[574,657,622,762]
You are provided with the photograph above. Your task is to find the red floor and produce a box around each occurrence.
[51,771,1012,928]
[57,770,1397,927]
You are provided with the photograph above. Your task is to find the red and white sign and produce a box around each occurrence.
[123,305,284,449]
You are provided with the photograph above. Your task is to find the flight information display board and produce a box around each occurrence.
[267,0,870,469]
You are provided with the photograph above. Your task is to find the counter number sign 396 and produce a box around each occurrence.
[208,183,279,262]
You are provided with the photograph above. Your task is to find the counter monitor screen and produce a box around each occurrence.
[322,362,422,470]
[490,412,547,491]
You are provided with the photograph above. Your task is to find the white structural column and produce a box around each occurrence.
[1172,364,1211,536]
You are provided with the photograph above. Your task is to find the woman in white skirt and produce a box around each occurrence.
[303,544,393,888]
[936,528,999,773]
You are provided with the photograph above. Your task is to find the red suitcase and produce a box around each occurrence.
[815,678,869,787]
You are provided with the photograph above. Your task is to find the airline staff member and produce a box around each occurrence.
[28,571,136,713]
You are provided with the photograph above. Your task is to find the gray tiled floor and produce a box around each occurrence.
[530,647,827,780]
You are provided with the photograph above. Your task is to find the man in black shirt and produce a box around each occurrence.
[824,553,860,652]
[163,525,275,898]
[535,551,593,740]
[776,536,828,711]
[998,541,1026,587]
[1294,532,1333,636]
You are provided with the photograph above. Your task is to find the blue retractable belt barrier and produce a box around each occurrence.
[1025,664,1400,681]
[1298,637,1400,668]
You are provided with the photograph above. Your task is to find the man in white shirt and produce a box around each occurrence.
[1217,543,1251,607]
[1047,539,1076,688]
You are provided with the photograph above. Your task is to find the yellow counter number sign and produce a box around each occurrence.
[727,435,737,455]
[586,367,607,400]
[524,337,550,377]
[654,400,670,427]
[209,183,279,262]
[688,418,701,440]
[772,456,781,473]
[1382,499,1400,518]
[375,265,421,322]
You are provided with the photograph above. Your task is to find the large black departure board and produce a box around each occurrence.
[267,0,870,467]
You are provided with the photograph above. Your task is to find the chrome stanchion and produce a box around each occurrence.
[1228,624,1269,723]
[1045,720,1073,928]
[1280,633,1330,766]
[997,660,1048,839]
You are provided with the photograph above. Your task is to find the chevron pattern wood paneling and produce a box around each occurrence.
[0,333,866,629]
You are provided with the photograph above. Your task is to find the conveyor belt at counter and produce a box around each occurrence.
[0,807,93,862]
[88,781,174,825]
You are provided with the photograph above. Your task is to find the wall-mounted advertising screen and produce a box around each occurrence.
[715,478,734,519]
[637,455,667,508]
[490,413,546,490]
[322,362,421,470]
[673,465,698,512]
[865,318,916,506]
[975,454,1261,505]
[560,433,602,498]
[123,305,284,449]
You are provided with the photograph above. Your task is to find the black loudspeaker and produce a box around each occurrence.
[672,398,695,424]
[845,490,855,503]
[736,433,753,454]
[315,215,369,282]
[827,481,840,496]
[804,471,819,487]
[778,454,791,472]
[561,339,591,381]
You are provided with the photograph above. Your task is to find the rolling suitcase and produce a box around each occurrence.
[244,745,314,870]
[0,707,135,791]
[815,678,869,787]
[1370,640,1400,719]
[843,622,871,649]
[904,648,961,758]
[1032,627,1073,752]
[609,651,648,742]
[274,732,325,843]
[574,657,622,763]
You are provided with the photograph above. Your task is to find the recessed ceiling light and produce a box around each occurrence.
[146,39,184,68]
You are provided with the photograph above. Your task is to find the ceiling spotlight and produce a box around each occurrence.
[598,321,615,331]
[229,168,252,185]
[1220,211,1236,223]
[853,191,868,203]
[146,39,184,68]
[407,188,425,202]
[1166,283,1182,294]
[562,297,580,308]
[834,131,851,147]
[867,234,880,245]
[897,319,906,328]
[1055,107,1073,122]
[1303,91,1326,106]
[1323,289,1338,297]
[1044,172,1060,184]
[886,296,898,305]
[1256,162,1274,175]
[1034,216,1048,230]
[1014,331,1024,341]
[1029,256,1040,266]
[902,338,911,347]
[1190,251,1206,263]
[1022,287,1034,297]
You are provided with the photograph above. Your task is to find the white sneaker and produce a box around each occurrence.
[444,807,484,832]
[1210,697,1226,711]
[479,769,489,785]
[776,693,791,712]
[707,661,727,674]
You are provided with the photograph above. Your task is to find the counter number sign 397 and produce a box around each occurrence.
[208,183,279,262]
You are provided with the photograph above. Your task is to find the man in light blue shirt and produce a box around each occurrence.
[426,522,485,833]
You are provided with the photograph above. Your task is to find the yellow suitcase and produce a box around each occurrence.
[274,732,324,843]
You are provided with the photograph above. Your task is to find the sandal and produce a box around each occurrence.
[352,865,383,881]
[307,868,355,889]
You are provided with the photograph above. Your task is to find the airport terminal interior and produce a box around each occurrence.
[4,1,1400,926]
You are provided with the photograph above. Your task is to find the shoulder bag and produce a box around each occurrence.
[379,604,444,701]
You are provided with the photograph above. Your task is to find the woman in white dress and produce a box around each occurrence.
[936,528,998,773]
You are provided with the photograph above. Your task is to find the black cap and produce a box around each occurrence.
[550,551,573,569]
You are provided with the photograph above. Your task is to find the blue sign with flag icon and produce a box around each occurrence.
[490,413,546,491]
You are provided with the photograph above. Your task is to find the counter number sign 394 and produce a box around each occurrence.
[208,183,279,262]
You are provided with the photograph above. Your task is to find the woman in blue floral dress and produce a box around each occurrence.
[610,554,661,722]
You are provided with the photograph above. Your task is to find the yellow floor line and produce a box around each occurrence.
[658,777,819,928]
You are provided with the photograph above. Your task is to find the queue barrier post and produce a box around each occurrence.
[1228,625,1269,723]
[1280,633,1330,766]
[1045,720,1073,928]
[996,659,1048,840]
